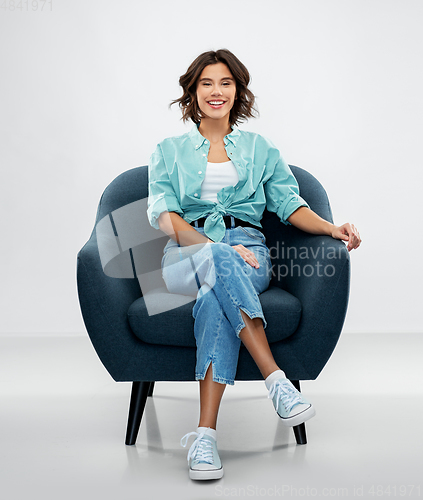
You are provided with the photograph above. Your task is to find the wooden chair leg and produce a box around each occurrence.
[125,381,151,445]
[290,379,308,445]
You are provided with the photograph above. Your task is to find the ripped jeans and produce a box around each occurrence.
[161,219,272,385]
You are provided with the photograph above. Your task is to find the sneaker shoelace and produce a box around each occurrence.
[180,431,214,464]
[268,379,303,414]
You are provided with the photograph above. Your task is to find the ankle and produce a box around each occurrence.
[261,366,281,379]
[198,421,217,430]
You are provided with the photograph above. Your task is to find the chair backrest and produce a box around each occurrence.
[96,166,149,223]
[289,165,333,223]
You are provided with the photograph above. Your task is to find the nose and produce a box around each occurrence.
[211,86,223,96]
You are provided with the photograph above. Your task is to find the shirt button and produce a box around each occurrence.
[203,154,207,157]
[196,145,199,148]
[204,140,208,144]
[198,171,202,174]
[194,193,198,197]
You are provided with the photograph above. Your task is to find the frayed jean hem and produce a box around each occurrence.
[195,358,235,385]
[195,373,234,385]
[235,306,268,338]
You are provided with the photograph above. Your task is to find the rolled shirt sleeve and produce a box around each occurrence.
[264,151,309,225]
[147,144,183,230]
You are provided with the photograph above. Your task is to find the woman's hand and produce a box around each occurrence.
[331,223,361,251]
[231,244,260,268]
[287,208,362,252]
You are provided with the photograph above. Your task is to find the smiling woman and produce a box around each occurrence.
[196,63,236,120]
[148,47,360,482]
[169,49,258,127]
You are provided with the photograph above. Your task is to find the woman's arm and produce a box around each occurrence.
[287,207,361,252]
[158,211,214,246]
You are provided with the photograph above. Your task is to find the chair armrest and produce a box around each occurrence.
[269,229,350,379]
[77,234,143,380]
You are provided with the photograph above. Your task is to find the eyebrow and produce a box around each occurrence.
[198,77,234,82]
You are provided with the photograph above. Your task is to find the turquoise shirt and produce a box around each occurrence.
[147,123,309,243]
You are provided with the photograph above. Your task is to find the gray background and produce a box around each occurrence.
[1,0,422,335]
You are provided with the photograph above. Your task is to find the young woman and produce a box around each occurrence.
[147,49,361,481]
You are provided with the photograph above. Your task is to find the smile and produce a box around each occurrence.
[207,101,226,109]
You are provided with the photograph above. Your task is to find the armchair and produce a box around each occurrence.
[76,164,350,446]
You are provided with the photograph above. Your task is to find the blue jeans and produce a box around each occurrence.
[161,217,273,385]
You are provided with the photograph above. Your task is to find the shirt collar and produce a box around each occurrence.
[189,122,241,150]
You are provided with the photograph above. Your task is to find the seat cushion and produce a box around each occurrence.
[127,285,302,348]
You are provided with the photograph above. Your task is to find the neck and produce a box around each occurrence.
[198,117,232,143]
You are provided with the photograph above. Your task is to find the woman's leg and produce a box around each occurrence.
[161,241,245,430]
[238,310,280,379]
[162,232,275,427]
[196,310,277,431]
[193,282,242,429]
[195,306,280,432]
[192,239,273,430]
[198,364,226,429]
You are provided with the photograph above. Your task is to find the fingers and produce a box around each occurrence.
[242,247,260,268]
[350,224,362,251]
[339,223,361,251]
[232,244,260,268]
[348,224,361,251]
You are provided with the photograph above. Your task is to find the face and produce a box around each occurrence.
[196,62,237,122]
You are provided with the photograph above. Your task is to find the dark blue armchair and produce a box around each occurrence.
[76,164,350,446]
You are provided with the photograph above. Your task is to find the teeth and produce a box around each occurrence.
[209,101,224,105]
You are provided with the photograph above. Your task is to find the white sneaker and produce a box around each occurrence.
[268,377,316,426]
[180,429,223,480]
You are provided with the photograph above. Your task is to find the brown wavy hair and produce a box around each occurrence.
[169,49,259,127]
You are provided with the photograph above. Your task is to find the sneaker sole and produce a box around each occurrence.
[277,405,316,427]
[189,467,224,480]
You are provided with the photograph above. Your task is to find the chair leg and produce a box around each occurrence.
[290,380,307,445]
[147,381,155,397]
[125,381,151,446]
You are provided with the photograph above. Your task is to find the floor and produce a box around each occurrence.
[2,333,423,500]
